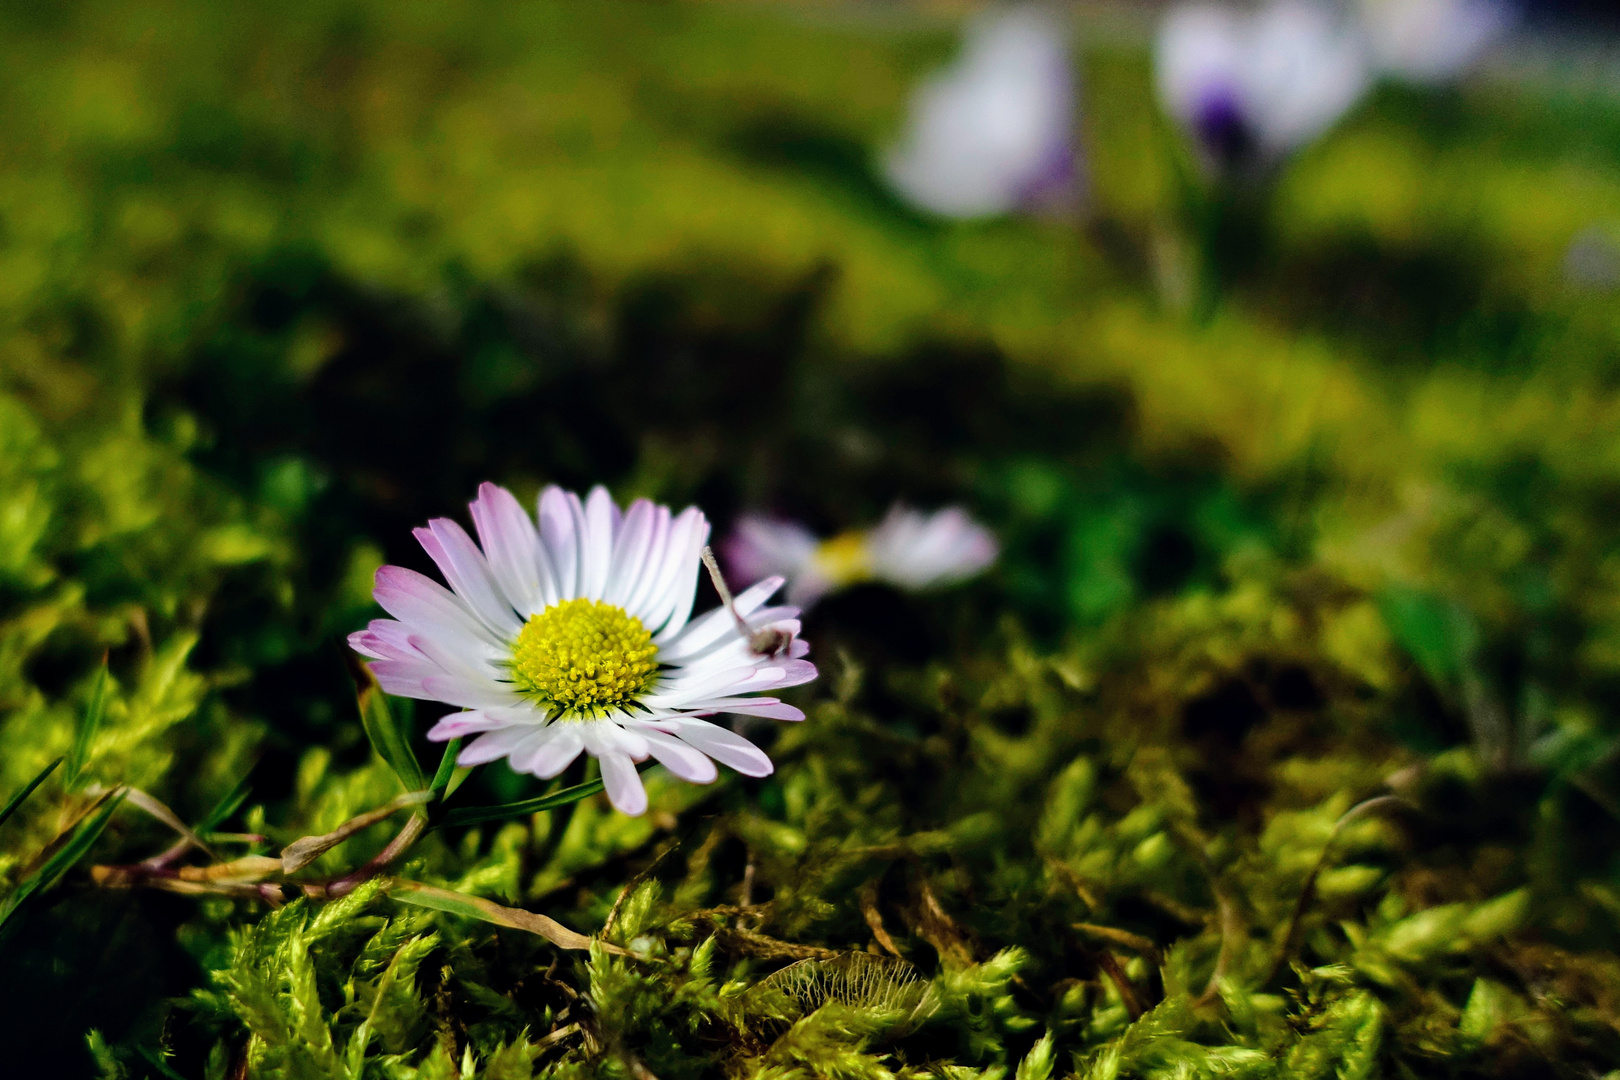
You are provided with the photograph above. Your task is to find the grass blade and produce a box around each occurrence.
[0,757,62,832]
[195,772,253,834]
[64,658,110,791]
[0,788,126,935]
[437,776,607,829]
[429,737,463,799]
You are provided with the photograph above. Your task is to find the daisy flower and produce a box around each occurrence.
[348,484,816,816]
[723,504,997,609]
[882,5,1081,220]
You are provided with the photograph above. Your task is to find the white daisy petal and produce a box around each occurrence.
[867,505,998,590]
[404,631,500,682]
[699,699,806,722]
[669,718,775,778]
[648,507,711,641]
[598,752,648,815]
[426,711,510,740]
[659,576,783,661]
[641,666,757,708]
[368,658,448,699]
[480,702,550,725]
[419,673,527,711]
[470,481,551,616]
[611,724,651,761]
[640,729,719,784]
[415,519,522,637]
[538,486,583,599]
[374,566,506,650]
[349,620,417,661]
[621,505,672,620]
[606,499,657,608]
[581,485,617,600]
[521,726,585,780]
[459,725,542,766]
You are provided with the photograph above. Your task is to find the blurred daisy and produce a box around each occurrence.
[1156,1,1371,173]
[723,505,997,608]
[1358,0,1513,84]
[349,483,815,816]
[882,5,1080,219]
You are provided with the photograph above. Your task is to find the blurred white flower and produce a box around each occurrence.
[882,5,1079,219]
[1358,0,1513,84]
[1565,224,1620,292]
[1156,1,1371,171]
[724,505,997,608]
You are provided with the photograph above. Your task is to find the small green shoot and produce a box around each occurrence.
[63,658,110,792]
[0,757,63,832]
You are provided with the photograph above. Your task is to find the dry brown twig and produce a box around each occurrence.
[860,879,903,958]
[90,789,618,951]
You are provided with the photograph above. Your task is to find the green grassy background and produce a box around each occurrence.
[5,1,1620,1076]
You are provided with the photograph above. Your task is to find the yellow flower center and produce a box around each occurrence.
[812,530,872,587]
[510,598,658,716]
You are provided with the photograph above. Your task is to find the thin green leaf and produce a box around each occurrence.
[0,757,62,832]
[345,652,425,792]
[196,772,253,834]
[29,789,126,895]
[429,737,463,798]
[0,788,127,934]
[437,776,607,829]
[64,658,110,791]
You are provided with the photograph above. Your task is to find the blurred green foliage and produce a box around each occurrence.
[5,0,1620,1076]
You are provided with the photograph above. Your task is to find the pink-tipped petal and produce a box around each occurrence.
[349,622,416,661]
[416,519,522,636]
[620,505,674,620]
[641,729,719,783]
[374,565,505,649]
[670,718,774,778]
[580,486,617,600]
[647,507,711,642]
[469,482,552,615]
[598,752,648,815]
[605,499,657,608]
[538,486,583,599]
[710,700,806,722]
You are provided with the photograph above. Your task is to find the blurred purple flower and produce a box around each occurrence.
[882,6,1080,219]
[1156,1,1372,173]
[724,505,998,609]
